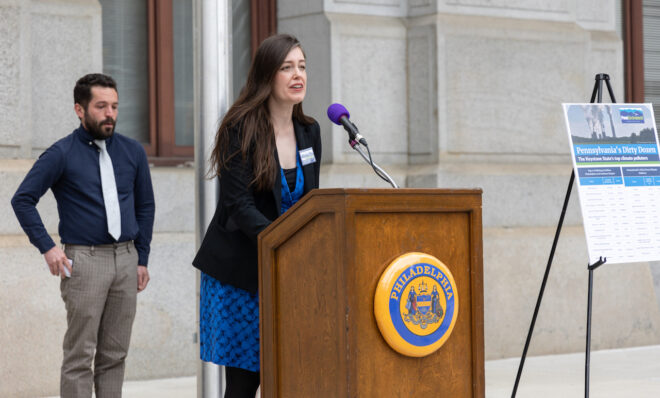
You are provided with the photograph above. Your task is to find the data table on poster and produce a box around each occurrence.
[564,103,660,264]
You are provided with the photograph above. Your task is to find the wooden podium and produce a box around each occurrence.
[258,189,484,397]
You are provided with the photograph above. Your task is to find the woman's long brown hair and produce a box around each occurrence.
[209,34,315,191]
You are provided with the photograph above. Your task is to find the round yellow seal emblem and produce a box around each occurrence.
[374,252,459,357]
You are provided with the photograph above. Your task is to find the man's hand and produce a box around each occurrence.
[137,265,150,292]
[44,246,71,278]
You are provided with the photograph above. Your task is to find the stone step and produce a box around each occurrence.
[0,160,194,235]
[320,162,583,228]
[483,225,660,359]
[0,232,197,397]
[4,159,583,234]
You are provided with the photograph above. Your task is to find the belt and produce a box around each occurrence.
[63,241,134,252]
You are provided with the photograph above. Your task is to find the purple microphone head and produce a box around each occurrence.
[327,103,350,125]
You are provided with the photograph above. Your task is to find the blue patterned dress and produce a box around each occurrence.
[199,153,304,372]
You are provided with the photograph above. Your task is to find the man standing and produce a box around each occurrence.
[11,73,155,397]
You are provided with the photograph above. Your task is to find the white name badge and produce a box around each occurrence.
[299,147,316,166]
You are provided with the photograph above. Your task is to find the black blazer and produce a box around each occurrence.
[193,119,322,293]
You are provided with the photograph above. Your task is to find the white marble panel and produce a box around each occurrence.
[0,146,22,158]
[408,0,435,17]
[407,24,438,163]
[277,0,323,20]
[335,0,400,5]
[584,31,624,101]
[332,16,408,164]
[445,0,569,12]
[0,5,23,150]
[576,0,615,31]
[30,3,101,151]
[437,0,574,23]
[410,0,432,7]
[325,0,406,17]
[442,18,591,155]
[151,167,195,233]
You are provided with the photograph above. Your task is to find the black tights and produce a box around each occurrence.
[225,366,260,398]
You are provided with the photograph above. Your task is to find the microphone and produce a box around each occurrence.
[327,103,368,146]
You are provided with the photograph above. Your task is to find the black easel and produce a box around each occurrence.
[511,73,616,398]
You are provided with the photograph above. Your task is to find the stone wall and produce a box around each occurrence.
[3,0,660,396]
[0,1,197,396]
[1,165,197,398]
[280,0,660,361]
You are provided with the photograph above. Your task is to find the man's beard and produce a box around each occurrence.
[84,112,116,140]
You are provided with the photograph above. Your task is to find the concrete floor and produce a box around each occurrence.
[44,345,660,397]
[486,345,660,397]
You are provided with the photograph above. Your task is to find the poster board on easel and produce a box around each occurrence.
[563,103,660,264]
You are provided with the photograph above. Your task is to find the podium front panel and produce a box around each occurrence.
[259,189,484,398]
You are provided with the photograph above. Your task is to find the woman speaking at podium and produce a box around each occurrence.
[193,34,322,397]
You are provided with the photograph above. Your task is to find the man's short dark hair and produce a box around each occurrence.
[73,73,117,109]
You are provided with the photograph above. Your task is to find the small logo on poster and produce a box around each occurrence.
[620,108,644,123]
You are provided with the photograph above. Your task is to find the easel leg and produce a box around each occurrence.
[512,73,615,397]
[511,171,575,397]
[585,267,593,398]
[585,257,606,398]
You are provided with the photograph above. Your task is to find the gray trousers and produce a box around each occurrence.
[60,241,138,398]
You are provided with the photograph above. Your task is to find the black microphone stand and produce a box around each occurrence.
[511,73,615,398]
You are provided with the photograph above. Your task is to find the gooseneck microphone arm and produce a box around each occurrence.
[348,138,399,188]
[327,103,399,188]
